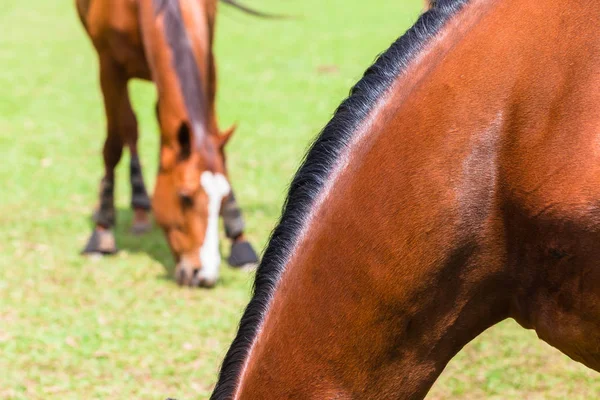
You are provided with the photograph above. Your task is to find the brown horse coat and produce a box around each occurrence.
[212,0,600,397]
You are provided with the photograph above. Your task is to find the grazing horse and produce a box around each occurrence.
[211,0,600,397]
[76,0,267,287]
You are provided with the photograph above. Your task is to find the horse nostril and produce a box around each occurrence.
[176,268,187,286]
[179,194,194,208]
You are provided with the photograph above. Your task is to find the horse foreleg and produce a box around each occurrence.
[205,45,258,268]
[221,191,259,269]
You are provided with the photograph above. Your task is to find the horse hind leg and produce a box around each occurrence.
[83,54,146,254]
[97,53,152,235]
[124,101,151,235]
[221,191,259,269]
[129,154,151,234]
[82,146,120,255]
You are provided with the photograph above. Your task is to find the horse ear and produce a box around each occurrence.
[218,124,237,149]
[177,122,192,160]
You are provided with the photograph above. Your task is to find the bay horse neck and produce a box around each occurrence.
[212,0,510,398]
[211,0,600,397]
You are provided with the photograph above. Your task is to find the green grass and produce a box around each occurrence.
[0,0,598,398]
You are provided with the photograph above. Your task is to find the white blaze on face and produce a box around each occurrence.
[198,171,231,284]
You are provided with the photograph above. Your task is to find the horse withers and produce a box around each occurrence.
[211,0,600,397]
[76,0,267,287]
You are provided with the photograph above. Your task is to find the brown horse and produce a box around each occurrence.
[76,0,271,287]
[211,0,600,397]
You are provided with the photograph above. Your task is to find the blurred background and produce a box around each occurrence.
[0,0,598,398]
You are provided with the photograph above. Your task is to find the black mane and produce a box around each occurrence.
[153,0,208,143]
[211,1,469,398]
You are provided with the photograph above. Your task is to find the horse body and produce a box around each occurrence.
[214,0,600,397]
[76,0,259,286]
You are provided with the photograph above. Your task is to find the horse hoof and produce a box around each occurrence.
[228,240,259,269]
[130,221,152,235]
[81,228,118,255]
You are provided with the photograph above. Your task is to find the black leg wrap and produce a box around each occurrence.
[222,193,245,239]
[95,178,115,227]
[228,240,259,268]
[130,155,151,210]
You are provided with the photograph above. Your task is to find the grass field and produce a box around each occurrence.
[1,0,599,398]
